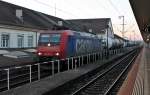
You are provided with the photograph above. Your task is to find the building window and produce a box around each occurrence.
[1,34,10,48]
[28,36,33,47]
[18,35,24,48]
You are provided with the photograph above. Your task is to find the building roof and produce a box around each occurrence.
[0,0,75,30]
[67,18,111,34]
[0,1,113,33]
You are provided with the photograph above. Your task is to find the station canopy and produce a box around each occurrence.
[129,0,150,43]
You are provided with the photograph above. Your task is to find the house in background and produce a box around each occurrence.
[67,18,115,40]
[0,1,73,49]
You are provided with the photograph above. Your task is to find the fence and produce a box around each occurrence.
[0,47,134,91]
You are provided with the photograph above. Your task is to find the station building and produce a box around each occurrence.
[0,1,71,49]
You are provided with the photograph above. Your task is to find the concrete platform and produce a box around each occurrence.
[144,47,150,95]
[0,49,36,69]
[117,47,150,95]
[0,53,125,95]
[3,51,30,58]
[0,55,35,69]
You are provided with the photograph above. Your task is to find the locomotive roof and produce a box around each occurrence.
[39,29,98,38]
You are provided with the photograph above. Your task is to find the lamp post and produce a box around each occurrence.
[119,16,125,38]
[106,25,109,59]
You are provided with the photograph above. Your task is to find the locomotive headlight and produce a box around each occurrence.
[55,52,59,56]
[38,52,42,55]
[47,43,51,46]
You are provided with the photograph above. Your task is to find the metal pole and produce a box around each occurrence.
[95,53,97,61]
[93,53,94,62]
[75,59,77,69]
[82,56,84,65]
[87,55,88,64]
[29,65,32,83]
[101,53,103,60]
[36,31,37,47]
[98,53,99,60]
[110,50,112,55]
[52,61,54,75]
[6,69,10,90]
[99,53,100,60]
[119,16,125,38]
[72,57,74,69]
[123,16,125,38]
[106,27,109,59]
[89,54,90,63]
[95,53,96,62]
[79,57,81,67]
[99,53,102,60]
[57,60,60,73]
[93,53,95,62]
[67,58,70,70]
[38,63,40,80]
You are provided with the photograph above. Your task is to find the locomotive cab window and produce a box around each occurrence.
[39,34,61,45]
[40,34,50,43]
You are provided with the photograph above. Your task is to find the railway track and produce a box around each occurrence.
[46,48,140,95]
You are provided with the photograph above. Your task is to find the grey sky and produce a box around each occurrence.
[2,0,142,40]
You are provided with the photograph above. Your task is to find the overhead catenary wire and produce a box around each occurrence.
[106,0,127,29]
[33,0,138,39]
[107,0,138,40]
[33,0,79,18]
[126,24,135,32]
[95,0,111,13]
[63,0,93,17]
[107,0,121,15]
[87,0,139,40]
[107,0,132,38]
[101,0,123,37]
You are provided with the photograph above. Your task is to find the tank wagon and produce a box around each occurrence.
[102,36,124,49]
[37,30,102,60]
[101,34,135,50]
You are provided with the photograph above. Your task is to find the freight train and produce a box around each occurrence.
[37,30,137,61]
[37,30,102,60]
[101,36,136,50]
